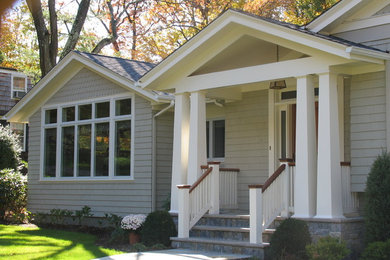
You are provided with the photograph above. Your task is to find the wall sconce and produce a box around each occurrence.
[269,80,287,89]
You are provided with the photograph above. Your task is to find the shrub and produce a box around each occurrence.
[360,239,390,260]
[306,236,350,260]
[269,218,311,260]
[364,152,390,243]
[0,169,27,222]
[0,125,21,171]
[104,213,128,244]
[141,210,177,247]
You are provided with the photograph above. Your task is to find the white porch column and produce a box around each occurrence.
[294,75,317,218]
[316,72,344,218]
[187,91,207,185]
[170,93,190,213]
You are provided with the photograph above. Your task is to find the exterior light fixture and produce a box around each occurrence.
[269,45,287,90]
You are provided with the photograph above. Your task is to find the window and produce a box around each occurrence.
[41,96,134,180]
[11,74,27,99]
[10,122,27,152]
[206,119,225,159]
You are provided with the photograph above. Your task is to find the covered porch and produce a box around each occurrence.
[138,9,387,243]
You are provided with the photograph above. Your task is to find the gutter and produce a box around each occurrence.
[346,46,390,60]
[151,100,175,211]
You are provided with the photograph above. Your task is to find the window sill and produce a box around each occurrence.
[39,176,135,183]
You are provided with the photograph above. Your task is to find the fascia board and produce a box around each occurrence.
[307,0,364,33]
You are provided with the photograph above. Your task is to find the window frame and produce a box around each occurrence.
[40,94,135,181]
[11,73,27,100]
[206,118,225,162]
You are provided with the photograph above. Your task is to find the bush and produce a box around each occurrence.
[0,125,22,171]
[0,169,27,222]
[306,236,350,260]
[364,152,390,243]
[141,210,177,247]
[269,218,311,260]
[360,239,390,260]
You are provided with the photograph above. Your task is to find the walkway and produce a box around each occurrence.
[95,249,251,260]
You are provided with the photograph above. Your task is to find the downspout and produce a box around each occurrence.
[152,100,175,211]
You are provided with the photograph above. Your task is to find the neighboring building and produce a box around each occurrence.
[0,66,32,155]
[6,0,390,258]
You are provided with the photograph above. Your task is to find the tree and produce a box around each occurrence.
[284,0,340,25]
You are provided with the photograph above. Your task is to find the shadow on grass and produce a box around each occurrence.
[0,226,113,259]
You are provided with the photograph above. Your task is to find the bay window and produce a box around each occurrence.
[41,96,134,180]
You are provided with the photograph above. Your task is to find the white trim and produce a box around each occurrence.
[40,94,135,181]
[330,13,390,34]
[10,73,27,100]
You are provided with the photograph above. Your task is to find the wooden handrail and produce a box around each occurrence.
[200,165,240,172]
[340,161,351,166]
[189,167,213,193]
[262,164,286,193]
[288,162,295,167]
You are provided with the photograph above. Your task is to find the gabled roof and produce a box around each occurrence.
[6,51,171,123]
[139,8,390,91]
[75,51,155,82]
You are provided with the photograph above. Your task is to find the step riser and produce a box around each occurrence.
[190,229,273,243]
[172,240,265,258]
[195,217,249,227]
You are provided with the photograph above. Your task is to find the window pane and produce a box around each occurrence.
[96,102,110,118]
[10,123,24,149]
[13,77,25,91]
[79,104,92,120]
[62,106,75,122]
[281,111,287,159]
[115,120,131,176]
[78,124,91,177]
[61,126,74,177]
[213,120,225,158]
[115,99,131,116]
[95,122,109,176]
[45,109,57,124]
[44,128,56,177]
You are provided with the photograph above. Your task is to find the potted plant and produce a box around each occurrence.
[121,214,146,245]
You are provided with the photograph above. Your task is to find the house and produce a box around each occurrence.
[0,66,32,156]
[5,0,390,257]
[5,51,175,215]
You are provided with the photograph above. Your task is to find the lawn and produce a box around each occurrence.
[0,224,124,260]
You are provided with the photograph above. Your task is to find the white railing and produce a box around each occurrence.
[249,163,290,244]
[177,163,220,238]
[220,168,239,209]
[341,162,359,214]
[288,163,295,213]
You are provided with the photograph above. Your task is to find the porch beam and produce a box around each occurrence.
[316,72,344,218]
[294,75,317,218]
[187,91,208,185]
[170,93,190,213]
[175,57,348,93]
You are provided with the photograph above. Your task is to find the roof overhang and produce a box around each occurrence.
[6,52,168,123]
[139,9,390,92]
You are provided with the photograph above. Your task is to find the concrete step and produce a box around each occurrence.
[171,237,268,258]
[190,225,275,243]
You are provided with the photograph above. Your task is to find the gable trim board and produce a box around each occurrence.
[139,9,390,92]
[5,52,171,123]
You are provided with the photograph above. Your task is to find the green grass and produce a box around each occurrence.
[0,224,124,260]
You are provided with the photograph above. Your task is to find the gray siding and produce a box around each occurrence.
[27,68,154,216]
[155,112,174,210]
[334,23,390,52]
[350,72,386,192]
[224,90,269,211]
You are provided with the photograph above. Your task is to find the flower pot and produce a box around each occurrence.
[129,231,140,245]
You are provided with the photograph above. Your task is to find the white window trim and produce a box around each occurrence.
[39,94,135,181]
[10,73,27,100]
[206,118,225,162]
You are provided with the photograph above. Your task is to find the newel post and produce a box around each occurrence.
[209,162,220,214]
[249,184,263,244]
[177,185,191,238]
[280,162,290,217]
